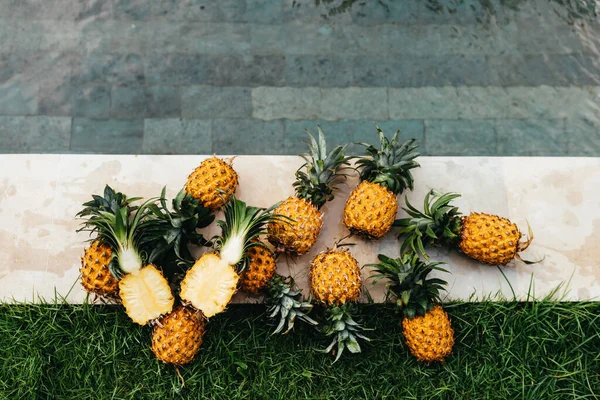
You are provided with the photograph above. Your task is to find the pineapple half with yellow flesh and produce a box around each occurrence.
[180,196,278,318]
[344,127,420,239]
[395,190,534,265]
[79,196,174,325]
[268,127,350,255]
[151,305,206,366]
[369,253,454,363]
[76,185,141,298]
[310,245,370,362]
[185,156,239,210]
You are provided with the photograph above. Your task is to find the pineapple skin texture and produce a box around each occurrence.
[185,156,239,210]
[310,249,361,306]
[459,212,522,265]
[343,181,398,239]
[240,246,277,294]
[80,241,118,296]
[268,197,323,255]
[402,306,454,363]
[151,306,206,366]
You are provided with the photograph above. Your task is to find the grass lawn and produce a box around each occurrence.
[1,300,599,399]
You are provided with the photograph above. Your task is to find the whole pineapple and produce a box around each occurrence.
[76,185,141,298]
[310,244,370,361]
[369,253,454,363]
[395,190,534,265]
[240,245,278,294]
[268,127,350,255]
[151,306,206,365]
[344,127,420,239]
[185,156,239,210]
[180,197,277,318]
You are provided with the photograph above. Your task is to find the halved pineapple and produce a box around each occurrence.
[119,265,174,325]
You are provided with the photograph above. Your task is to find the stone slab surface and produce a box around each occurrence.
[0,155,598,304]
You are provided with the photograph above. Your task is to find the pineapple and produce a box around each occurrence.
[268,127,350,255]
[180,197,277,318]
[78,196,174,325]
[369,253,454,363]
[395,190,534,265]
[80,240,118,297]
[310,244,370,361]
[151,306,206,366]
[185,156,239,210]
[344,127,420,239]
[240,245,278,294]
[76,185,140,298]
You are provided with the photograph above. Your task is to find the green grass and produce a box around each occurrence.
[1,301,599,399]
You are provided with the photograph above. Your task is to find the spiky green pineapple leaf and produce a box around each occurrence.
[318,304,371,364]
[266,275,317,335]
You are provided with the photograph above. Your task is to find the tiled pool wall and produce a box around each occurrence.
[0,0,598,156]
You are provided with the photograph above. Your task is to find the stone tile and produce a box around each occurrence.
[38,82,73,116]
[0,82,38,115]
[0,53,28,83]
[5,52,73,87]
[111,86,181,118]
[245,0,282,23]
[389,87,458,120]
[182,86,251,119]
[504,86,579,119]
[1,0,112,20]
[71,118,144,153]
[424,55,492,87]
[352,56,417,87]
[455,87,509,119]
[3,20,42,52]
[425,120,497,156]
[0,116,71,153]
[211,118,284,155]
[253,87,320,121]
[39,21,78,52]
[146,22,250,54]
[112,0,153,20]
[497,119,567,156]
[321,88,387,121]
[281,0,340,23]
[143,118,212,154]
[78,21,144,54]
[249,24,283,54]
[144,54,210,85]
[39,84,109,119]
[279,22,334,55]
[72,53,145,85]
[567,118,600,156]
[152,0,246,21]
[208,55,285,87]
[350,0,421,25]
[284,56,353,88]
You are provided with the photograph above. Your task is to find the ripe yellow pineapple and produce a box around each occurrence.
[396,190,534,265]
[344,127,420,239]
[311,245,370,362]
[180,197,277,318]
[268,127,350,255]
[151,306,206,365]
[240,245,277,294]
[80,240,118,296]
[185,156,239,210]
[369,253,454,363]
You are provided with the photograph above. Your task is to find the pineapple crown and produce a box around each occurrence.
[77,192,160,278]
[216,196,282,272]
[368,253,448,319]
[76,185,141,221]
[319,303,371,363]
[394,189,462,259]
[143,187,215,272]
[294,126,351,209]
[355,127,420,195]
[266,274,318,335]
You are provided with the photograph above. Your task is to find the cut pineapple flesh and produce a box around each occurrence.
[119,265,174,325]
[180,253,239,318]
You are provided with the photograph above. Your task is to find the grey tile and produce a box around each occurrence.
[253,87,320,121]
[39,82,73,116]
[147,22,250,54]
[182,86,251,119]
[245,0,282,23]
[112,0,153,20]
[0,116,71,153]
[1,0,112,20]
[496,119,567,156]
[71,118,143,153]
[39,21,78,52]
[567,118,600,156]
[281,0,332,23]
[4,52,73,87]
[208,55,285,86]
[72,53,145,85]
[78,21,144,54]
[0,82,38,115]
[144,54,210,85]
[284,56,353,88]
[0,53,29,83]
[425,120,497,156]
[39,84,111,118]
[111,86,181,118]
[279,22,334,55]
[423,55,492,87]
[4,20,42,52]
[143,118,212,154]
[212,118,284,155]
[350,0,421,24]
[152,0,247,21]
[321,88,388,121]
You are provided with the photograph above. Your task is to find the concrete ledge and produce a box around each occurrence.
[0,155,598,303]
